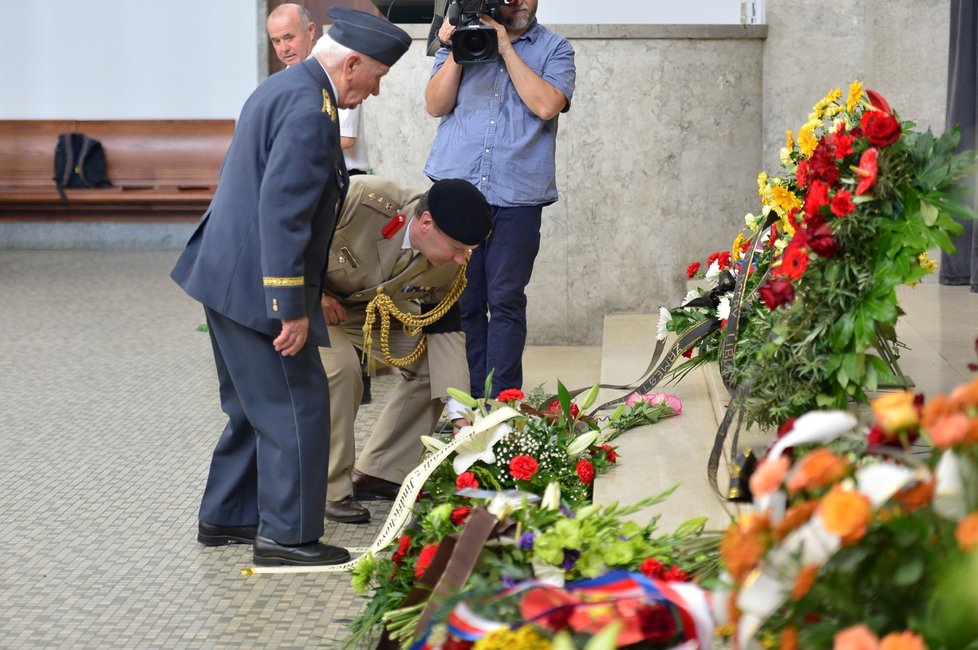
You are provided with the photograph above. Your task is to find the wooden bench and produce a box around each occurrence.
[0,119,234,220]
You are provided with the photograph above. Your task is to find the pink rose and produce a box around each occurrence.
[625,392,682,416]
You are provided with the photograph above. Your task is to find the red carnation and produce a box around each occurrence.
[778,245,809,280]
[833,130,854,159]
[456,471,479,490]
[497,388,525,402]
[804,180,831,218]
[450,505,472,525]
[391,534,411,566]
[758,278,795,310]
[854,148,879,195]
[598,444,618,464]
[861,110,901,148]
[638,604,678,644]
[830,189,855,217]
[807,223,840,258]
[809,147,840,185]
[509,455,539,480]
[640,557,666,579]
[796,158,810,188]
[545,399,580,419]
[663,565,690,582]
[414,542,440,578]
[686,261,701,278]
[576,459,595,484]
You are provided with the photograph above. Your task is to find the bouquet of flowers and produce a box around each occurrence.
[344,384,710,649]
[662,81,976,429]
[717,366,978,649]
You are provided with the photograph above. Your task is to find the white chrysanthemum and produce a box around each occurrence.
[680,289,700,307]
[705,260,721,280]
[717,296,731,320]
[656,306,671,341]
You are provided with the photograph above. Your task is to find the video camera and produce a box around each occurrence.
[446,0,518,64]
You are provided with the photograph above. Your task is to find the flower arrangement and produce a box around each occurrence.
[661,81,976,429]
[717,369,978,649]
[343,383,713,649]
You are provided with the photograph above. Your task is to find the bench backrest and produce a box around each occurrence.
[0,119,234,189]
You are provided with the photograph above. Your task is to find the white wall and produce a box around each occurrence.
[0,0,260,120]
[536,0,748,24]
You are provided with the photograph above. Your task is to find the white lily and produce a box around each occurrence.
[541,481,562,510]
[934,449,977,520]
[566,431,598,457]
[419,435,447,454]
[855,462,919,508]
[767,410,857,460]
[450,406,521,475]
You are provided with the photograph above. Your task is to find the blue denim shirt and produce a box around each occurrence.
[423,21,576,207]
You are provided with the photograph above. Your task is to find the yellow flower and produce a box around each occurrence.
[918,252,937,273]
[871,390,919,436]
[785,129,795,151]
[846,80,864,113]
[732,233,745,262]
[772,184,802,215]
[779,211,797,237]
[798,123,819,158]
[474,627,550,650]
[757,171,769,197]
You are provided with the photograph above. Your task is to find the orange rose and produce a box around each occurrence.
[720,512,771,582]
[791,564,820,601]
[949,377,978,411]
[879,630,927,650]
[774,500,818,539]
[819,486,872,544]
[928,412,970,449]
[750,455,791,497]
[892,480,935,513]
[781,626,799,650]
[920,395,954,429]
[956,511,978,551]
[787,448,850,493]
[834,624,880,650]
[871,391,919,435]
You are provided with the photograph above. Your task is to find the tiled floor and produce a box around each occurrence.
[0,250,975,648]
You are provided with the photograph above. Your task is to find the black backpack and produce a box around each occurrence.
[53,132,112,201]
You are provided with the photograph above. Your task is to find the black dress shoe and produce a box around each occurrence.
[252,536,351,566]
[352,469,401,501]
[325,496,371,523]
[198,521,258,546]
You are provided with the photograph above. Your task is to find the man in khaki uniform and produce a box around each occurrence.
[320,175,491,523]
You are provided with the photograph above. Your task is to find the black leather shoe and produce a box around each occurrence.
[352,469,401,501]
[325,496,371,523]
[198,521,258,546]
[253,536,351,566]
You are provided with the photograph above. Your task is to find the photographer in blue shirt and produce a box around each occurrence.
[424,0,575,398]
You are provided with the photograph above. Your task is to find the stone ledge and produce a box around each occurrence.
[399,23,767,40]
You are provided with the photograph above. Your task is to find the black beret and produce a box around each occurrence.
[327,7,411,67]
[427,179,492,246]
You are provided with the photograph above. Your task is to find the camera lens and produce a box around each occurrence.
[460,30,493,59]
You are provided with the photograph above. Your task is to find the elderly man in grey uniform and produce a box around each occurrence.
[171,9,410,567]
[319,176,492,523]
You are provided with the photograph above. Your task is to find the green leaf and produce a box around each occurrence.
[894,557,925,586]
[584,621,622,650]
[920,200,940,226]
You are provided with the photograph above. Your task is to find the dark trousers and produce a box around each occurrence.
[460,204,543,398]
[199,308,331,545]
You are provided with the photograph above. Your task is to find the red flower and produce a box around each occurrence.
[832,130,854,159]
[414,542,440,578]
[443,639,475,650]
[450,505,472,525]
[807,223,840,258]
[637,604,678,644]
[681,347,694,359]
[830,189,855,217]
[809,147,840,185]
[758,278,795,310]
[686,261,701,278]
[509,455,539,480]
[598,444,618,464]
[778,245,809,280]
[545,399,580,419]
[456,471,479,490]
[576,459,595,484]
[804,180,831,218]
[706,250,733,270]
[663,565,690,582]
[391,534,411,566]
[496,388,525,402]
[861,109,901,148]
[796,158,810,188]
[640,557,666,579]
[853,148,879,195]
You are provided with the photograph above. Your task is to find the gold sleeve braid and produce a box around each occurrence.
[360,263,467,374]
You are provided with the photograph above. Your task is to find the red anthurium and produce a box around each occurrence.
[853,148,879,195]
[866,88,892,114]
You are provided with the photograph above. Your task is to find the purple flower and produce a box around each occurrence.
[501,576,519,590]
[559,504,576,519]
[518,532,536,550]
[561,549,581,570]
